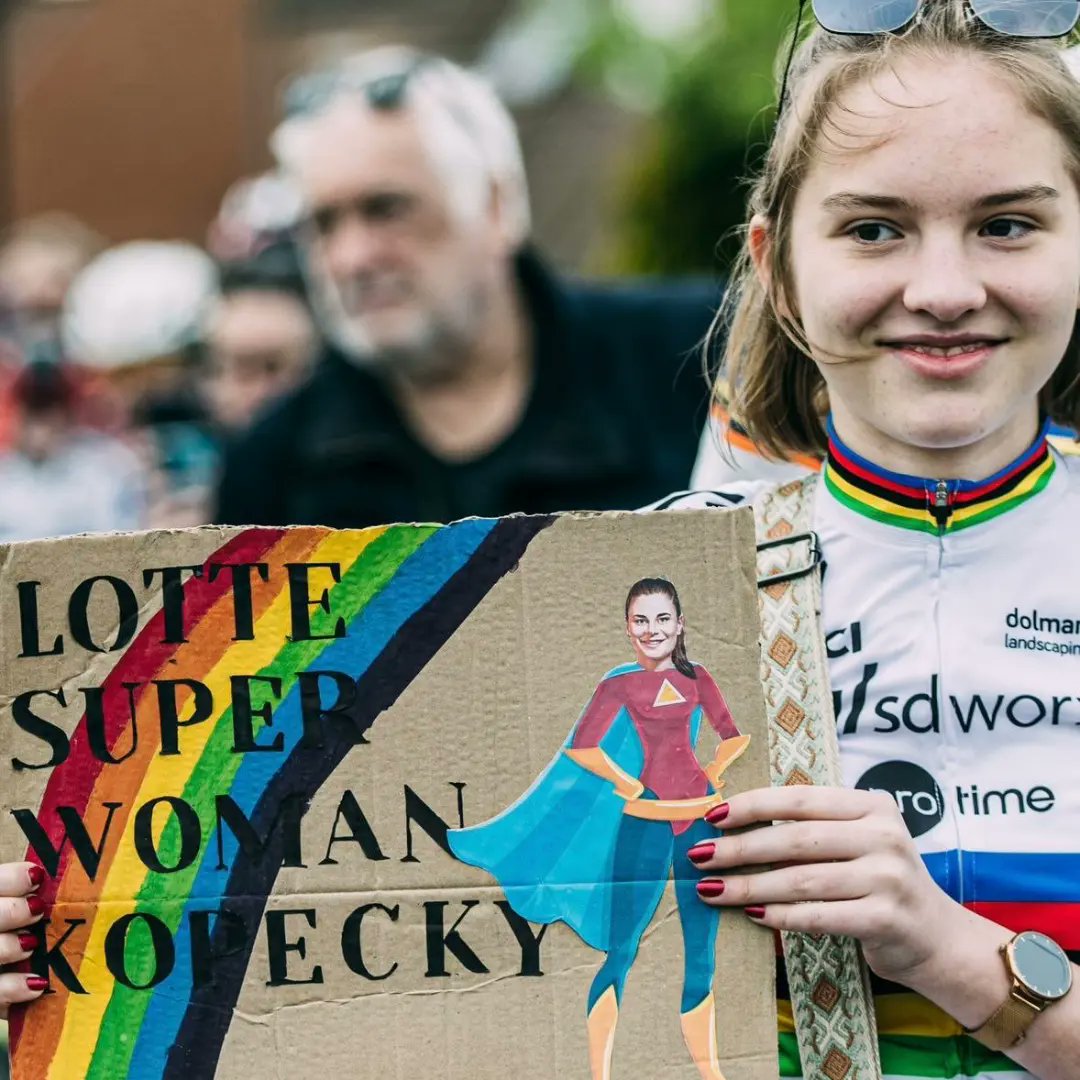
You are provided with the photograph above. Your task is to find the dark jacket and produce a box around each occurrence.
[214,250,719,529]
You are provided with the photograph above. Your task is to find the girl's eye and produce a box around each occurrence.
[848,221,901,244]
[981,217,1035,240]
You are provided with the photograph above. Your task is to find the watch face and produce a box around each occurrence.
[1012,932,1074,1001]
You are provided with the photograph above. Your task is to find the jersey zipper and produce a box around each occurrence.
[930,478,954,533]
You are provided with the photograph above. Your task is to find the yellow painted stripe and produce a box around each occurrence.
[48,530,384,1080]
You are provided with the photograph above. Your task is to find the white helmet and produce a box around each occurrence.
[63,241,217,368]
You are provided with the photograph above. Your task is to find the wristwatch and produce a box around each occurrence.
[965,931,1074,1051]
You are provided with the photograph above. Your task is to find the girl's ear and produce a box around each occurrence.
[748,214,772,293]
[750,213,795,323]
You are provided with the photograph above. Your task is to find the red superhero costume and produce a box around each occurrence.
[570,665,739,834]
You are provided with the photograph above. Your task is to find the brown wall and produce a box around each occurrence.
[5,0,266,242]
[0,0,636,269]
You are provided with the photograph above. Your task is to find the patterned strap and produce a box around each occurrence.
[754,475,883,1080]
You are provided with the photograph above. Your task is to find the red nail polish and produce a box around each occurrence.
[17,932,38,952]
[687,842,715,865]
[27,865,45,889]
[696,880,726,898]
[705,803,730,824]
[26,895,45,917]
[745,905,766,919]
[25,976,48,992]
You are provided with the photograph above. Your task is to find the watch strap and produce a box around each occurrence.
[966,990,1043,1051]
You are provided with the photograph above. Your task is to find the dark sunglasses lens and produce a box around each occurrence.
[811,0,920,33]
[970,0,1080,37]
[366,72,411,110]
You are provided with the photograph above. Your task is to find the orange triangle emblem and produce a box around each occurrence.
[653,678,686,707]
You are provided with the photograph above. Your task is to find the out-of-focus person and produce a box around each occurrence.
[0,215,106,455]
[214,47,718,529]
[201,243,318,435]
[0,360,147,540]
[62,241,220,527]
[0,213,105,366]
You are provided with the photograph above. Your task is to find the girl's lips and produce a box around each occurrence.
[890,342,999,381]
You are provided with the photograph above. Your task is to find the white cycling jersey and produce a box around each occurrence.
[673,414,1080,1080]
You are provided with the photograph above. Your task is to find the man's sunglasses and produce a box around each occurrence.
[283,56,431,120]
[777,1,1080,120]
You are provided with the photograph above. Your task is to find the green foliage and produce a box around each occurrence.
[594,0,798,275]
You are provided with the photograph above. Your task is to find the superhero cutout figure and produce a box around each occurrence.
[450,578,750,1080]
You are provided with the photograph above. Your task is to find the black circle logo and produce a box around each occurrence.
[855,761,944,837]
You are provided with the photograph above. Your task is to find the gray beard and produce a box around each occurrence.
[314,274,486,380]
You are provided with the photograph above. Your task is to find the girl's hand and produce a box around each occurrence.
[689,786,956,985]
[0,862,49,1019]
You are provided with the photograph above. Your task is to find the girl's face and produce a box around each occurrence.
[626,592,684,668]
[767,55,1080,477]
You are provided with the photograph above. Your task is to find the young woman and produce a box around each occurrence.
[669,2,1080,1079]
[450,577,749,1080]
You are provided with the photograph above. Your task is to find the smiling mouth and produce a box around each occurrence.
[882,339,1006,357]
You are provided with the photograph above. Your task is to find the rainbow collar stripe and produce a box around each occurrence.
[823,418,1056,535]
[11,516,554,1080]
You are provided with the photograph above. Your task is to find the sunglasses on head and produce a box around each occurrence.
[777,1,1080,120]
[812,0,1080,36]
[282,55,431,120]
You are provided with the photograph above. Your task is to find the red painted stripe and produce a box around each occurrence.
[967,901,1080,950]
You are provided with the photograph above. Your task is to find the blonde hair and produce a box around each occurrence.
[714,0,1080,459]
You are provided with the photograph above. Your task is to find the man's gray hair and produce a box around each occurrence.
[272,46,531,246]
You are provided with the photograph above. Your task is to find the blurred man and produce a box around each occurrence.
[215,47,718,528]
[201,244,318,434]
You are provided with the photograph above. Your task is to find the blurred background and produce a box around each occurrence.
[0,1,795,1064]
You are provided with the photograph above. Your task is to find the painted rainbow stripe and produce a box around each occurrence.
[11,515,553,1080]
[824,418,1055,535]
[777,849,1078,1078]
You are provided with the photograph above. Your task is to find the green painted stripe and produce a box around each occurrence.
[87,525,436,1079]
[780,1032,1020,1077]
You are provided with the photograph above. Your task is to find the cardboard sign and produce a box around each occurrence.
[0,510,776,1079]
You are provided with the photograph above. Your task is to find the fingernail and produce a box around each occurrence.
[745,905,766,919]
[27,865,45,889]
[25,976,48,992]
[705,803,730,824]
[26,895,45,917]
[687,842,715,865]
[696,880,726,898]
[17,932,38,952]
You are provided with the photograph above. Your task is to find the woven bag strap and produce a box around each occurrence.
[753,474,883,1080]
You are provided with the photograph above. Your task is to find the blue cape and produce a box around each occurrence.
[448,662,703,951]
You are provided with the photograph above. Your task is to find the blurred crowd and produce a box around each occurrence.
[0,46,719,543]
